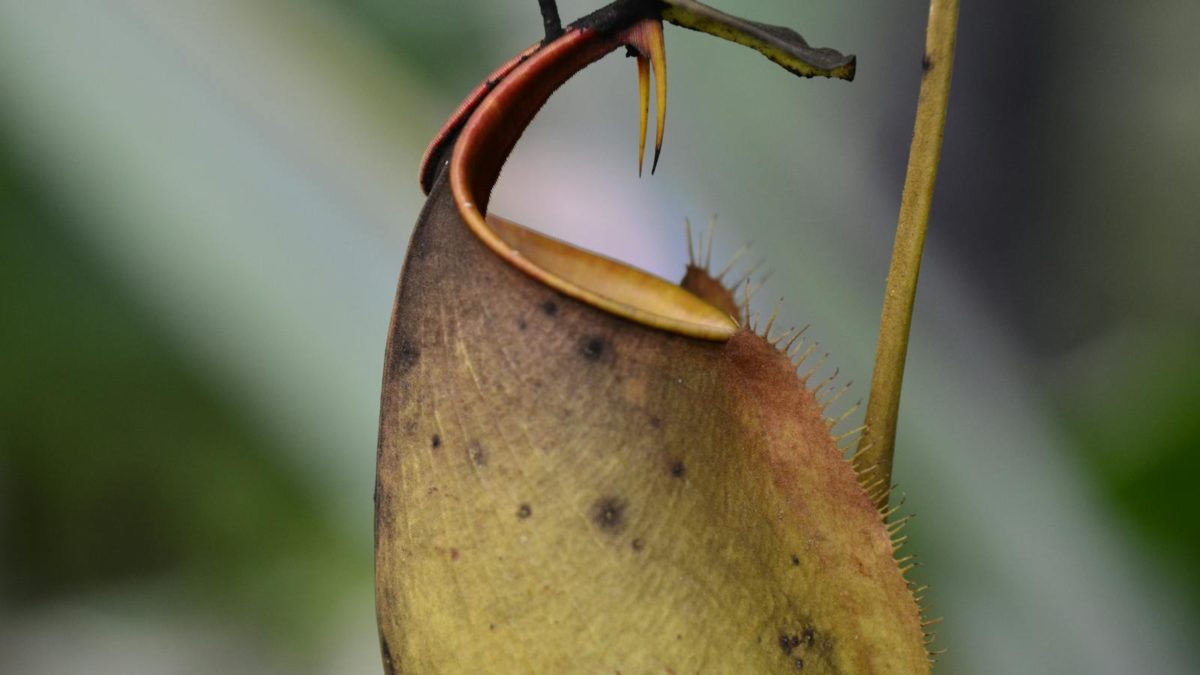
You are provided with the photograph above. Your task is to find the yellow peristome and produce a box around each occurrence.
[486,214,738,341]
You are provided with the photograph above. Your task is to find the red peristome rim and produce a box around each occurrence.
[418,42,541,195]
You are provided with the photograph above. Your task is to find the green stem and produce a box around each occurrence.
[854,0,959,508]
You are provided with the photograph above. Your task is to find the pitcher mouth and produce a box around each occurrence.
[423,1,854,341]
[486,213,740,339]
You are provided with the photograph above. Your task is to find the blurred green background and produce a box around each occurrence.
[1,1,1197,673]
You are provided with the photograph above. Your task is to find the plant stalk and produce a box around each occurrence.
[537,0,564,42]
[854,0,959,508]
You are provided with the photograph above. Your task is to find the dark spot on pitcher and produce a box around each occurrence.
[670,460,686,478]
[779,633,800,656]
[380,637,396,674]
[392,339,420,374]
[592,496,627,533]
[581,336,608,361]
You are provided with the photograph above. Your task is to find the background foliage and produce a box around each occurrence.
[2,1,1197,673]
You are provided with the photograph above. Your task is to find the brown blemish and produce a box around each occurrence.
[791,554,801,566]
[670,461,686,479]
[621,375,648,405]
[922,54,933,72]
[649,416,662,428]
[541,299,558,316]
[468,441,488,467]
[393,338,420,374]
[591,496,627,533]
[779,633,801,656]
[517,503,532,519]
[517,318,527,330]
[580,336,608,361]
[380,637,395,674]
[631,538,644,552]
[680,264,739,317]
[450,548,460,561]
[373,478,387,541]
[431,434,441,449]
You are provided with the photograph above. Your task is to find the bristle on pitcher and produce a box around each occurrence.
[671,227,942,661]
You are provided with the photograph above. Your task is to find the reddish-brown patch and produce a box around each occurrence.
[680,265,739,318]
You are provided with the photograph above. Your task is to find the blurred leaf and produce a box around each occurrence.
[1056,327,1200,608]
[0,155,359,645]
